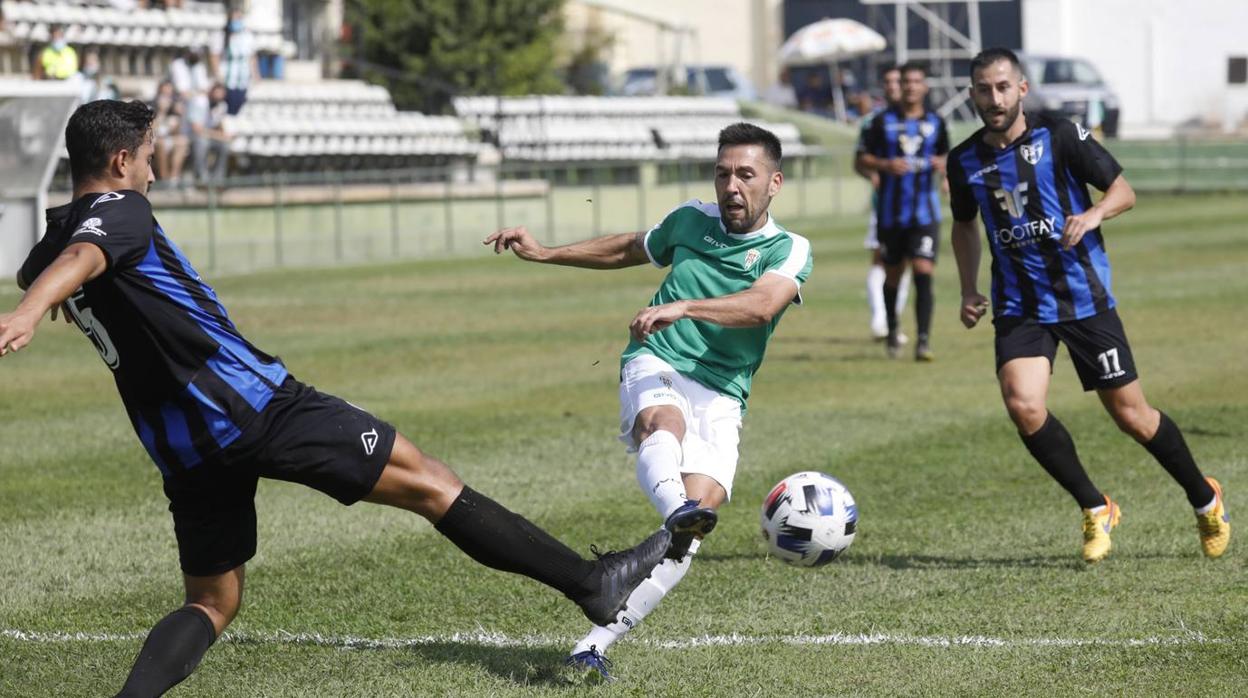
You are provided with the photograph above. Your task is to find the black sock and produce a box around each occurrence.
[883,284,899,335]
[1143,411,1215,507]
[115,606,216,698]
[913,272,933,340]
[434,485,596,600]
[1020,413,1105,509]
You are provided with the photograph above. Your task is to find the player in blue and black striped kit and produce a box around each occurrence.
[0,100,669,697]
[857,62,950,360]
[948,48,1229,563]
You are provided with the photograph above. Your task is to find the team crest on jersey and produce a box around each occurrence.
[73,217,107,237]
[1019,142,1044,165]
[743,248,761,270]
[91,192,125,208]
[898,134,923,156]
[919,121,935,138]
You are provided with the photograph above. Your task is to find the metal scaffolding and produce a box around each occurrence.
[860,0,1008,120]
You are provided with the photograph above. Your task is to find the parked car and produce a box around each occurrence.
[1017,53,1120,137]
[619,65,758,101]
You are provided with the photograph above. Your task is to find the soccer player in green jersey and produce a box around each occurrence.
[485,123,812,681]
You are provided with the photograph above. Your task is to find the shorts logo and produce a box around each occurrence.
[91,192,124,208]
[1076,124,1092,141]
[743,248,760,270]
[659,375,673,389]
[361,428,379,456]
[73,217,107,237]
[1019,142,1044,165]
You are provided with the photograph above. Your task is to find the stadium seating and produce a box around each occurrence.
[454,95,814,162]
[0,0,290,76]
[225,80,482,172]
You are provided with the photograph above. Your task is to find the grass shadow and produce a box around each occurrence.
[401,641,572,687]
[842,551,1189,570]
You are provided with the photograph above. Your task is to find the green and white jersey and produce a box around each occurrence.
[620,199,813,409]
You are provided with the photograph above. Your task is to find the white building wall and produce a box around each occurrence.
[565,0,784,93]
[1022,0,1248,133]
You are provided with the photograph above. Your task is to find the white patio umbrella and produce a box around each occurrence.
[778,17,887,122]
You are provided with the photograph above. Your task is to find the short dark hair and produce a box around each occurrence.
[65,100,155,184]
[969,47,1022,78]
[717,122,782,171]
[899,61,927,77]
[879,64,901,79]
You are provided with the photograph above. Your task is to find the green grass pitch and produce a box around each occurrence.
[1,193,1245,696]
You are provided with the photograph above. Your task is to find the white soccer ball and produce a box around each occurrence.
[760,471,858,567]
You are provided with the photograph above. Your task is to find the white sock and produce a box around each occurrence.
[896,267,912,314]
[867,264,887,334]
[636,431,687,520]
[571,538,700,656]
[1195,495,1218,515]
[1088,504,1106,516]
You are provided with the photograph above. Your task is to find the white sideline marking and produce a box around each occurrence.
[1,628,1233,650]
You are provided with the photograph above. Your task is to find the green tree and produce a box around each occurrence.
[346,0,566,113]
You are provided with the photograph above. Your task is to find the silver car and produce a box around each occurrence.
[619,65,758,101]
[1018,53,1120,137]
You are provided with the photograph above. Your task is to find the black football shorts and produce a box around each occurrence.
[163,377,396,576]
[993,308,1138,392]
[878,222,940,265]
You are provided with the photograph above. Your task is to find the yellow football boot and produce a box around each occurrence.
[1196,477,1230,559]
[1081,495,1120,563]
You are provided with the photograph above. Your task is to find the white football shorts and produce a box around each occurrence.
[618,354,743,499]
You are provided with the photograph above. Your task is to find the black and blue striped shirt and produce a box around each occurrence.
[862,107,950,229]
[21,191,288,477]
[948,114,1122,323]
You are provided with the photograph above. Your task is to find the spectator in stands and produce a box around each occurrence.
[189,83,232,188]
[762,68,798,110]
[847,89,874,121]
[797,70,833,117]
[170,46,211,102]
[151,80,190,188]
[76,51,119,103]
[33,25,78,80]
[211,7,258,116]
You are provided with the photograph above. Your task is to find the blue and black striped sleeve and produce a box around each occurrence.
[861,113,885,156]
[1056,120,1122,191]
[946,148,979,222]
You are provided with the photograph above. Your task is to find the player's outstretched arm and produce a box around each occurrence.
[951,219,988,329]
[484,226,650,269]
[630,273,797,341]
[1060,175,1135,250]
[0,243,106,356]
